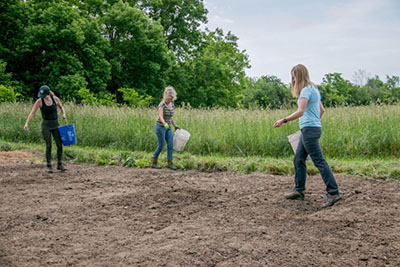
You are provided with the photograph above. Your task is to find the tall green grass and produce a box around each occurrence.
[0,102,399,158]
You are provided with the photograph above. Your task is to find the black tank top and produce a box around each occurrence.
[40,96,58,120]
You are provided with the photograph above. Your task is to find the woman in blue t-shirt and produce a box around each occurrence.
[274,64,341,208]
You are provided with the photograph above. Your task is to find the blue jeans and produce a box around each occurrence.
[153,123,173,160]
[293,127,339,195]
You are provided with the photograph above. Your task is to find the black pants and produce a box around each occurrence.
[41,120,63,165]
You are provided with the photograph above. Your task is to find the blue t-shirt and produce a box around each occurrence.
[297,85,322,129]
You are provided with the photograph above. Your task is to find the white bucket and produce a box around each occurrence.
[173,129,190,151]
[287,130,311,160]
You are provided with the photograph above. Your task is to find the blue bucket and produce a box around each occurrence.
[58,124,77,146]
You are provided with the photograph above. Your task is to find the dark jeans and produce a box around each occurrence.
[153,123,173,160]
[41,120,63,165]
[293,127,339,195]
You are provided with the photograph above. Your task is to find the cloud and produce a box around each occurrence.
[204,0,400,83]
[209,15,235,25]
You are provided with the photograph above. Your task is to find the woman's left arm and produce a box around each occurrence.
[171,118,180,130]
[55,97,66,120]
[319,102,325,118]
[273,98,308,128]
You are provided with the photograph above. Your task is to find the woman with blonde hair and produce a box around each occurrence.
[24,85,67,173]
[151,86,180,170]
[274,64,341,208]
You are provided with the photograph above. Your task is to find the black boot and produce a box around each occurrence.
[47,163,53,173]
[57,162,67,172]
[167,160,177,170]
[284,191,305,200]
[151,158,162,169]
[322,193,342,208]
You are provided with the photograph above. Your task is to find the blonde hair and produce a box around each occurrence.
[291,64,317,97]
[163,86,177,101]
[50,91,55,97]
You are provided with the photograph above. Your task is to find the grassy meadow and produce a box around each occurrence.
[0,102,399,159]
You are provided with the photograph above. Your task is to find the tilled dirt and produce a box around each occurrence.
[0,150,40,164]
[0,155,399,266]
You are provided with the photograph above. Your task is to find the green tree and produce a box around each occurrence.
[176,29,249,107]
[0,0,27,58]
[56,74,88,100]
[319,73,353,106]
[64,0,118,17]
[385,75,400,102]
[1,1,111,99]
[348,85,371,106]
[78,19,111,94]
[101,1,172,98]
[11,2,86,97]
[134,0,208,59]
[242,76,291,109]
[0,60,13,87]
[0,0,31,93]
[365,75,391,104]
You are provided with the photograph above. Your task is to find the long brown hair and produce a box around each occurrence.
[291,64,317,97]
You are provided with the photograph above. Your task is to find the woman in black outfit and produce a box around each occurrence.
[24,85,67,173]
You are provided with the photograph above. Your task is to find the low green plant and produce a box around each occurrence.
[389,169,400,180]
[0,85,20,102]
[77,88,117,106]
[118,88,153,107]
[77,88,98,104]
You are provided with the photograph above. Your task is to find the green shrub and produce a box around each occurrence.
[0,85,20,102]
[97,92,116,106]
[77,88,117,106]
[77,88,98,104]
[118,88,153,107]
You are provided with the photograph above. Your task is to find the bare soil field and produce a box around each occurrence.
[0,151,399,266]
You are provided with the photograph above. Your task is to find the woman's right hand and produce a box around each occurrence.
[164,123,169,130]
[273,119,284,128]
[24,124,29,131]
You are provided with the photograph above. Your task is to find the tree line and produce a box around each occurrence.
[243,73,400,109]
[1,0,399,108]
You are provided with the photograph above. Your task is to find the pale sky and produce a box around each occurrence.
[204,0,400,84]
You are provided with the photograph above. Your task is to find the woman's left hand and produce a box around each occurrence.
[63,114,66,120]
[273,119,284,128]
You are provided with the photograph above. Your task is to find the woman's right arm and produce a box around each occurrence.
[24,100,41,131]
[158,106,166,124]
[273,97,308,128]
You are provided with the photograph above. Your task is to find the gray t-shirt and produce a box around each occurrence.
[156,101,174,125]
